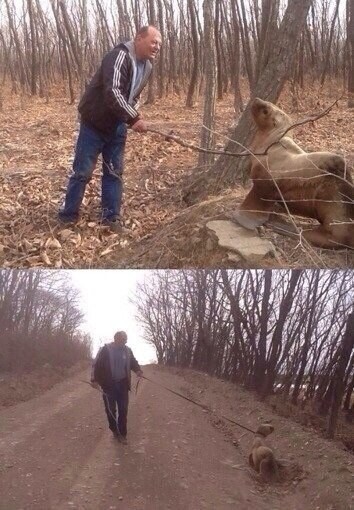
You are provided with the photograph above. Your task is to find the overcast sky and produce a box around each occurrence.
[5,0,344,24]
[68,270,157,365]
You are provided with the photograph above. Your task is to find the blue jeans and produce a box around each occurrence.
[59,122,127,221]
[102,379,129,436]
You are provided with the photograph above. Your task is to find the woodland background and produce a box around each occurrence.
[0,269,92,371]
[1,0,354,184]
[0,0,353,268]
[0,0,353,462]
[0,267,353,443]
[134,269,354,440]
[0,0,353,108]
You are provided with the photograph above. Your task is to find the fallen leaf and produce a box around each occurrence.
[40,251,52,266]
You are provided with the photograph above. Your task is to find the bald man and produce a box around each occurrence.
[91,331,143,443]
[59,26,162,231]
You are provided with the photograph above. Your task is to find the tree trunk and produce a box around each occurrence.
[199,0,217,168]
[320,0,341,86]
[51,0,75,104]
[230,0,243,112]
[237,0,255,88]
[185,0,200,107]
[255,0,280,84]
[261,270,301,398]
[348,0,354,107]
[214,0,223,99]
[183,0,313,205]
[254,270,272,392]
[156,0,165,98]
[116,0,131,39]
[326,312,354,438]
[58,0,82,78]
[146,0,157,104]
[27,0,38,95]
[343,369,354,410]
[4,0,29,89]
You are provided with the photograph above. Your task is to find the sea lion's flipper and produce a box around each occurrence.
[265,218,299,238]
[232,210,269,230]
[233,189,273,230]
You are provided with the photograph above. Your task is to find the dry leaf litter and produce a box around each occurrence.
[0,83,353,268]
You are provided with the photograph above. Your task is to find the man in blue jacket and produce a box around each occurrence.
[59,26,162,231]
[91,331,143,443]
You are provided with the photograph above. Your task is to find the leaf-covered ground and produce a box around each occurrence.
[0,82,353,268]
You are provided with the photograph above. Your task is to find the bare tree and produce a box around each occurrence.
[320,0,341,85]
[184,0,314,204]
[0,0,350,107]
[327,312,354,437]
[0,270,91,371]
[348,0,354,106]
[186,0,200,107]
[199,0,217,168]
[133,269,354,439]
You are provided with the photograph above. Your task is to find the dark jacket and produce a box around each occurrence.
[78,40,152,135]
[91,343,141,391]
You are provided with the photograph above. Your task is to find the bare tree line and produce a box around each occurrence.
[0,0,353,105]
[0,270,92,371]
[134,269,354,438]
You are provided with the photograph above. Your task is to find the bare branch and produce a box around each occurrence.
[147,98,342,158]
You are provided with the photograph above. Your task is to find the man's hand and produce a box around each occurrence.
[90,380,100,390]
[131,119,148,133]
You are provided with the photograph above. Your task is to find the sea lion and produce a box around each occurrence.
[235,98,354,249]
[249,423,279,482]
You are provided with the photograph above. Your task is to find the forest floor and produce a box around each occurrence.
[0,80,353,269]
[0,363,353,510]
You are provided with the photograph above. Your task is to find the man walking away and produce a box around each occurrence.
[91,331,143,443]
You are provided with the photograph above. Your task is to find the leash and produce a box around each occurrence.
[135,376,142,396]
[80,379,103,392]
[81,377,256,435]
[80,379,121,430]
[140,375,256,435]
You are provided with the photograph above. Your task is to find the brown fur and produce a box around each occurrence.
[235,98,354,249]
[249,424,279,482]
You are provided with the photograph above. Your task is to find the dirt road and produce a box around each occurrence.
[1,365,353,510]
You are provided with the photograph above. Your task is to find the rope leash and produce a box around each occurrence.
[82,376,256,435]
[80,379,120,430]
[139,375,256,434]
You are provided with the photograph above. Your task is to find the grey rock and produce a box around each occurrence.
[206,220,275,263]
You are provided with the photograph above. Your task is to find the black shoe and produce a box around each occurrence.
[112,429,127,444]
[100,218,127,234]
[58,214,78,225]
[110,427,119,437]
